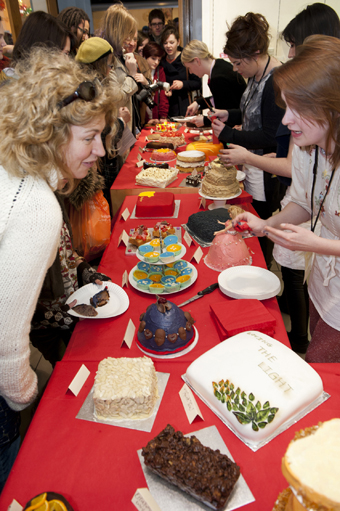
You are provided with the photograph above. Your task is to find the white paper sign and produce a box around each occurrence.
[7,501,23,511]
[179,384,204,423]
[122,270,129,288]
[68,364,90,396]
[121,207,130,221]
[199,197,206,209]
[137,153,142,161]
[138,145,143,153]
[121,319,136,348]
[190,246,204,264]
[136,160,144,168]
[183,231,193,247]
[132,488,162,511]
[184,128,188,133]
[117,230,129,247]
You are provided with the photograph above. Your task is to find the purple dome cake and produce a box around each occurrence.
[137,297,195,355]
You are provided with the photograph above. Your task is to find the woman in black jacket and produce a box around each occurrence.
[161,25,201,117]
[182,39,246,126]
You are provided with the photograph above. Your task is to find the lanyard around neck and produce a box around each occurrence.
[242,55,270,116]
[310,146,335,233]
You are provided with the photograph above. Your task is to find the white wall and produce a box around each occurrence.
[201,0,340,62]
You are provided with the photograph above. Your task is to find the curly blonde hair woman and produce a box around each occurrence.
[0,47,117,490]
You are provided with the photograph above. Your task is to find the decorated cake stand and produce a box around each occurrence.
[199,189,242,210]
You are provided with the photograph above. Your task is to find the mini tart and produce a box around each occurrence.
[153,221,176,238]
[159,252,175,264]
[164,235,178,246]
[137,261,151,273]
[144,251,160,263]
[149,283,165,293]
[176,274,191,288]
[161,275,176,285]
[149,272,162,283]
[137,278,153,290]
[174,260,188,272]
[166,243,182,256]
[129,225,151,246]
[149,265,163,273]
[138,244,153,256]
[164,268,179,277]
[164,281,180,293]
[180,267,193,276]
[133,270,148,282]
[150,238,161,248]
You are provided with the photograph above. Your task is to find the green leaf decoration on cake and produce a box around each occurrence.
[212,379,279,432]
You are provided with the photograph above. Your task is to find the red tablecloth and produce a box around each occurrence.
[1,194,337,511]
[110,127,252,217]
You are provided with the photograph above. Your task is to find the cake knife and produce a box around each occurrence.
[178,283,219,307]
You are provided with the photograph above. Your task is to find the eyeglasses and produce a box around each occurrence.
[150,22,163,27]
[58,81,96,109]
[78,26,90,36]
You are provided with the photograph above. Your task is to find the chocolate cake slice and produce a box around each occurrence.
[142,424,240,509]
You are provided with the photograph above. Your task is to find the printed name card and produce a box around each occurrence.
[121,319,135,348]
[117,229,129,247]
[183,230,193,247]
[184,127,189,133]
[122,270,128,288]
[190,246,203,264]
[136,160,144,168]
[68,364,90,396]
[138,145,143,154]
[179,384,204,423]
[132,488,161,511]
[121,207,130,221]
[8,501,23,511]
[199,197,206,209]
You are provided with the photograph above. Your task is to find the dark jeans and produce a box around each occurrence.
[252,199,274,268]
[281,266,309,352]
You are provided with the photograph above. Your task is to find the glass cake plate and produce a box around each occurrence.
[199,189,242,210]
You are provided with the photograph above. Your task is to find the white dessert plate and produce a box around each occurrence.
[66,282,129,319]
[236,170,246,181]
[136,325,198,359]
[218,266,281,300]
[128,262,198,295]
[136,243,187,265]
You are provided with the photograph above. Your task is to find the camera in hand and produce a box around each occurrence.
[136,82,170,109]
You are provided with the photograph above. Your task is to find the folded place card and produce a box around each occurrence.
[118,230,129,247]
[190,246,203,264]
[132,488,162,511]
[121,319,136,348]
[68,364,90,396]
[183,231,193,247]
[121,207,130,221]
[179,383,204,423]
[122,270,129,288]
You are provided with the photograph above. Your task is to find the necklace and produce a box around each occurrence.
[310,146,335,232]
[242,55,271,116]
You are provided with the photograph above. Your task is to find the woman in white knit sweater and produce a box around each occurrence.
[0,47,117,490]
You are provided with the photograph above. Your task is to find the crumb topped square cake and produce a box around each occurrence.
[93,357,158,420]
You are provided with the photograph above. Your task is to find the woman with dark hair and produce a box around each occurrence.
[218,4,340,355]
[12,11,73,63]
[233,35,340,363]
[282,2,340,57]
[143,41,169,123]
[161,24,201,117]
[211,12,284,266]
[58,6,90,49]
[137,30,149,56]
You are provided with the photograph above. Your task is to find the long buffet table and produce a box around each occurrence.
[109,126,252,216]
[1,192,340,511]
